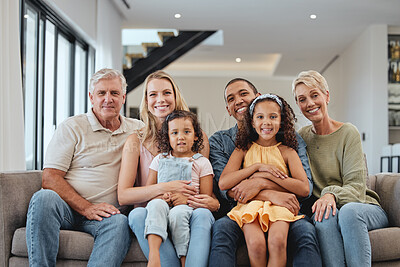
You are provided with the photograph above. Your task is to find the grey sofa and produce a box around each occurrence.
[1,171,400,266]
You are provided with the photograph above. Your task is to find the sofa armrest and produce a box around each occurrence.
[370,173,400,227]
[0,171,42,267]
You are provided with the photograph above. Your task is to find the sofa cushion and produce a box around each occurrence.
[369,227,400,262]
[124,236,147,262]
[12,227,146,262]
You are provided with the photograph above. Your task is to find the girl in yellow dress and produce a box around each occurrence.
[219,94,309,267]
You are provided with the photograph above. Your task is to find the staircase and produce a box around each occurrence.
[123,30,216,93]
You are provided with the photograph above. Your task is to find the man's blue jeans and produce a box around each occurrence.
[129,206,214,267]
[209,215,322,267]
[313,202,388,267]
[26,189,132,267]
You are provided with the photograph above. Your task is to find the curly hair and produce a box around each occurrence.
[235,94,298,151]
[157,110,204,154]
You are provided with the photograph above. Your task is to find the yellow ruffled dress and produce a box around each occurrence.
[227,142,304,232]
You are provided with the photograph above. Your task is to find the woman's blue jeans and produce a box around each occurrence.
[26,189,132,267]
[129,206,214,267]
[313,202,389,267]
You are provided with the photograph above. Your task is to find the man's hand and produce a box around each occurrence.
[259,190,300,215]
[82,203,120,221]
[231,178,263,203]
[171,193,189,206]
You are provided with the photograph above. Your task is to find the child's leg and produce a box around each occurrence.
[267,221,290,267]
[145,199,170,267]
[180,256,186,267]
[242,221,267,267]
[168,205,193,261]
[147,234,162,267]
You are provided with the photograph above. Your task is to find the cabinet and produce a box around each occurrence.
[388,35,400,143]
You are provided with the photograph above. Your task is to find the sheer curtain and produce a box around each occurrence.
[0,0,26,171]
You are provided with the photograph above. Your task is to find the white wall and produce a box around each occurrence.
[324,25,388,175]
[127,25,388,175]
[43,0,97,45]
[45,0,123,71]
[0,0,25,171]
[12,0,390,174]
[95,0,123,71]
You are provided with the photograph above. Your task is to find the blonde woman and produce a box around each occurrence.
[292,70,388,267]
[118,71,219,267]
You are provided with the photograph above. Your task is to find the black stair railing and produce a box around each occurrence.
[124,30,216,93]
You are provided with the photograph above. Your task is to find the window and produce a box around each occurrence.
[55,34,72,126]
[21,0,95,169]
[22,5,38,170]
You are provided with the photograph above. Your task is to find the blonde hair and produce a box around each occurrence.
[139,70,189,143]
[89,68,127,94]
[292,70,329,101]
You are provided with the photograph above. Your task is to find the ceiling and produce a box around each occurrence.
[113,0,400,78]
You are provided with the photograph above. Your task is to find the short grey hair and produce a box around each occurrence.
[89,68,127,94]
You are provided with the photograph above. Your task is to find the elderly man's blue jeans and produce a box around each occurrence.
[26,189,131,267]
[129,206,214,267]
[209,215,322,267]
[313,202,388,267]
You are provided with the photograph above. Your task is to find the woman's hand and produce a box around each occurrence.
[257,163,288,179]
[170,193,188,206]
[312,193,337,222]
[187,194,220,212]
[165,180,197,196]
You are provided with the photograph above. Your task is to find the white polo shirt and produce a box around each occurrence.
[44,109,144,207]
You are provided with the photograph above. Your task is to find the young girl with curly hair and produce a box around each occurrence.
[219,94,309,267]
[145,110,214,267]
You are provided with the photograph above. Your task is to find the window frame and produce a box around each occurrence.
[20,0,94,170]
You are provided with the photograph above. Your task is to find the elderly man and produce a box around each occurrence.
[208,78,322,266]
[26,68,144,266]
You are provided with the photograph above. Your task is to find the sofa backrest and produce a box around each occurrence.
[371,173,400,227]
[0,171,42,267]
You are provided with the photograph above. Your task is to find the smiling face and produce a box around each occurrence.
[225,81,260,122]
[89,77,125,124]
[168,117,197,157]
[252,100,281,146]
[147,78,176,120]
[295,82,330,124]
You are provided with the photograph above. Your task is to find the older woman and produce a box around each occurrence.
[118,70,219,267]
[292,70,388,267]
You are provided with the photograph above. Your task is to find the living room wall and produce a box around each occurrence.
[44,0,123,71]
[323,24,387,175]
[127,25,388,175]
[3,0,388,175]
